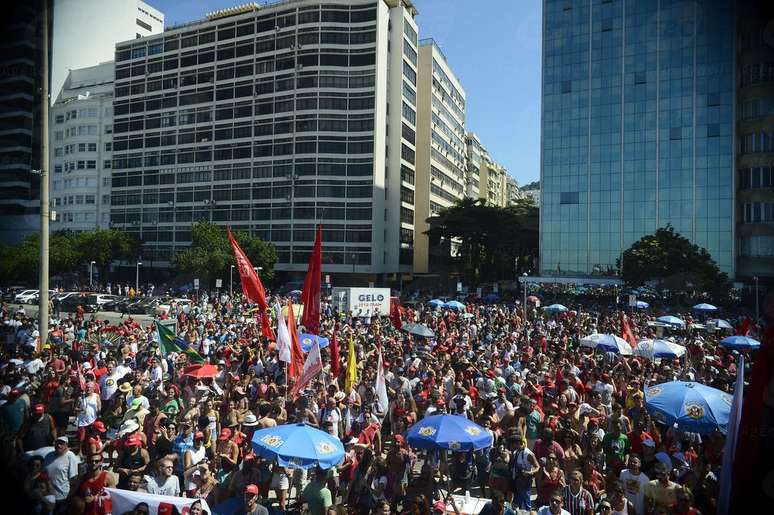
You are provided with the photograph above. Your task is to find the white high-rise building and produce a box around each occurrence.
[52,0,164,104]
[50,62,115,231]
[110,0,420,279]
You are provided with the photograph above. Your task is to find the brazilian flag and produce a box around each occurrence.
[156,321,204,363]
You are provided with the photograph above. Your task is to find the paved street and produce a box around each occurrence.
[16,304,156,326]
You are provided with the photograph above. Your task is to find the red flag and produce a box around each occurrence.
[287,300,305,380]
[390,296,402,330]
[736,316,750,336]
[258,311,275,341]
[300,225,322,335]
[619,311,637,349]
[329,324,341,379]
[227,227,267,311]
[731,322,774,506]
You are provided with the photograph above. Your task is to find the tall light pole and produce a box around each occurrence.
[38,0,50,348]
[754,276,759,321]
[230,265,234,298]
[135,261,142,293]
[89,261,96,288]
[351,253,356,275]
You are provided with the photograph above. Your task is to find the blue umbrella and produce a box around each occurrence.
[709,319,733,330]
[444,300,466,310]
[635,339,686,360]
[299,333,329,353]
[719,335,760,351]
[693,303,717,311]
[544,304,568,313]
[427,299,445,308]
[251,423,345,469]
[645,381,733,434]
[406,414,493,451]
[657,315,686,328]
[634,301,649,309]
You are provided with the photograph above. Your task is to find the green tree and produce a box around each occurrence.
[0,231,81,283]
[174,220,277,288]
[619,225,729,298]
[425,197,538,284]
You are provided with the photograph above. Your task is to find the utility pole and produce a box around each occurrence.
[38,0,50,349]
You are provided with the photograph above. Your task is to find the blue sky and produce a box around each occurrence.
[149,0,542,185]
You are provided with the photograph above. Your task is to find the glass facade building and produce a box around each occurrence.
[541,0,735,277]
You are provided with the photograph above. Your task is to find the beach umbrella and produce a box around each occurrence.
[402,323,435,338]
[580,333,633,355]
[544,304,568,313]
[427,299,445,308]
[634,301,649,309]
[693,303,718,311]
[181,363,219,379]
[657,315,686,328]
[251,423,345,470]
[299,333,329,353]
[719,335,760,351]
[406,414,493,451]
[709,319,733,330]
[635,339,686,360]
[444,300,466,310]
[645,381,733,434]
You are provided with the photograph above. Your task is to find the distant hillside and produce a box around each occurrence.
[521,180,540,191]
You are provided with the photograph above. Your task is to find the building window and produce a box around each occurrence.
[560,192,579,204]
[561,81,572,93]
[707,124,720,137]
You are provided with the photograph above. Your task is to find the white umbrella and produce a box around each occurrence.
[635,339,686,360]
[580,333,633,355]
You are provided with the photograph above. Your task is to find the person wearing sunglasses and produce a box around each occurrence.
[73,453,116,515]
[536,492,571,515]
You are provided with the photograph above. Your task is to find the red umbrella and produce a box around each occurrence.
[182,364,219,379]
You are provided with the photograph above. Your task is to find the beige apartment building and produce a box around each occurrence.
[413,38,466,274]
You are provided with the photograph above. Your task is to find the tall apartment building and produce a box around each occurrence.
[413,38,466,274]
[52,0,164,103]
[480,154,507,207]
[0,0,51,245]
[110,0,420,278]
[465,132,483,199]
[736,0,774,282]
[541,0,735,277]
[505,175,522,206]
[50,62,115,231]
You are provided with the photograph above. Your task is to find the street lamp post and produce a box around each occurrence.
[754,276,759,321]
[135,261,142,293]
[89,261,96,288]
[351,253,356,275]
[230,265,234,298]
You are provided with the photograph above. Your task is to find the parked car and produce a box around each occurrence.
[14,290,39,304]
[155,298,192,316]
[59,294,98,313]
[128,297,158,314]
[2,287,27,302]
[90,294,117,308]
[102,296,128,312]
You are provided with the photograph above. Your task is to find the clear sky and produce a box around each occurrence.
[148,0,542,185]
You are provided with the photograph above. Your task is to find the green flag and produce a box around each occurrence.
[156,321,204,363]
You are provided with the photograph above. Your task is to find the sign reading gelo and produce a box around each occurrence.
[332,287,391,316]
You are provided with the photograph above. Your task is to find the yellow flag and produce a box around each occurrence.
[345,336,357,392]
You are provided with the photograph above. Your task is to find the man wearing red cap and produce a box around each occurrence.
[240,484,269,515]
[18,403,56,453]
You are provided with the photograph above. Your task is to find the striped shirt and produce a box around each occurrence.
[562,484,595,515]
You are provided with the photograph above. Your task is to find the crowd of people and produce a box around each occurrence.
[0,288,760,515]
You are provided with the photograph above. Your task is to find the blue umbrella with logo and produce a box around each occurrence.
[644,381,733,434]
[657,315,686,328]
[251,423,345,469]
[406,414,493,451]
[719,335,760,351]
[299,333,329,353]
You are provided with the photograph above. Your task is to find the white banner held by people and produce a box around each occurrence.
[106,488,211,515]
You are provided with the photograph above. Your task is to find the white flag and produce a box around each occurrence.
[291,340,323,399]
[275,302,291,363]
[718,355,744,514]
[375,347,389,415]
